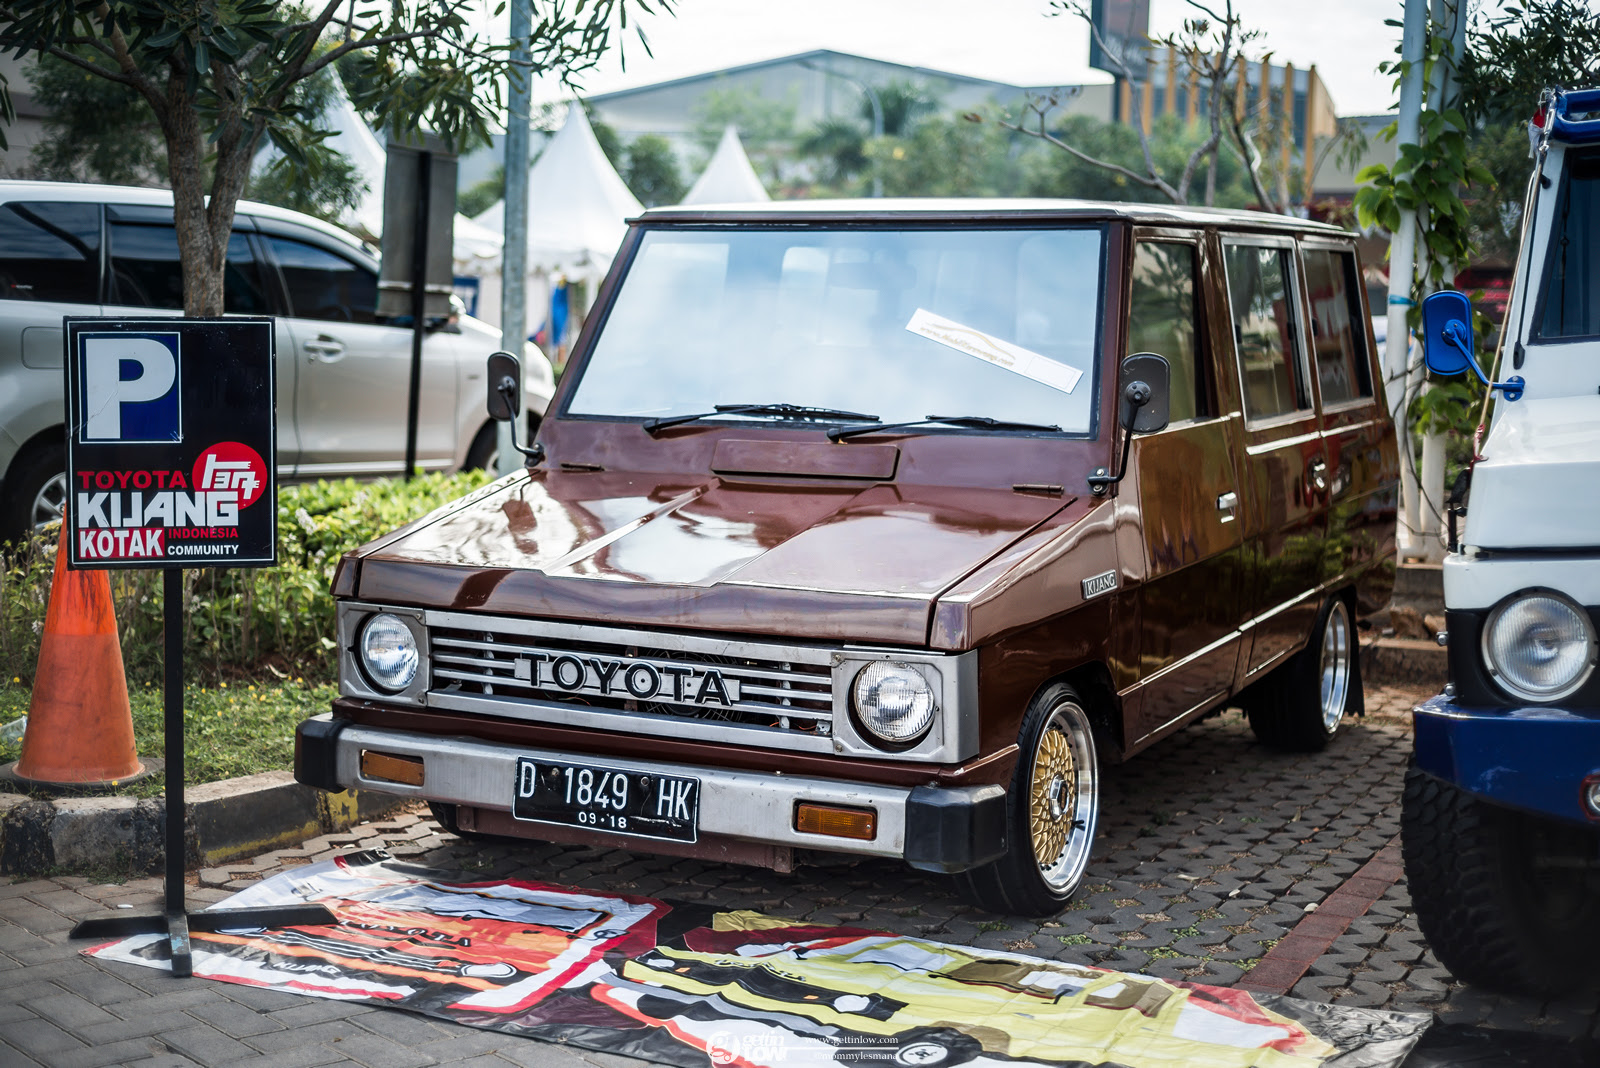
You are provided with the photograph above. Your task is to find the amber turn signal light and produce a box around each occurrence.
[360,750,424,787]
[795,802,877,841]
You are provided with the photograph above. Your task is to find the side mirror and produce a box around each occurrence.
[1420,290,1524,402]
[1119,352,1171,433]
[1088,352,1172,496]
[486,351,522,422]
[485,352,544,464]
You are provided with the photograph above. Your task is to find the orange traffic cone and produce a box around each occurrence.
[7,534,153,789]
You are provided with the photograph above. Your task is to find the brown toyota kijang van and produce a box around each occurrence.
[295,201,1398,916]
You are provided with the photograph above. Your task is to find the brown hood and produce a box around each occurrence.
[351,470,1070,646]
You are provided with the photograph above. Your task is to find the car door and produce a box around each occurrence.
[1219,234,1329,681]
[1126,233,1247,742]
[101,204,299,474]
[0,199,105,531]
[259,228,458,478]
[1301,241,1395,604]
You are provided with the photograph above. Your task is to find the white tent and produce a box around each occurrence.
[682,126,770,205]
[475,101,642,280]
[252,74,500,276]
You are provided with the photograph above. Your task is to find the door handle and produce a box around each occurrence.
[1216,491,1238,521]
[1308,457,1329,494]
[304,336,345,363]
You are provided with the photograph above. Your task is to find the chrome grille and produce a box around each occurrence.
[426,619,835,736]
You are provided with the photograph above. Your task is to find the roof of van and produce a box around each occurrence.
[0,180,375,253]
[638,198,1352,235]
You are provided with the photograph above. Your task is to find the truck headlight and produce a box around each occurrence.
[851,663,935,746]
[1483,591,1597,703]
[359,614,419,693]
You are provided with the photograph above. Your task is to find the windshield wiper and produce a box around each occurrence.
[828,414,1062,442]
[643,403,881,435]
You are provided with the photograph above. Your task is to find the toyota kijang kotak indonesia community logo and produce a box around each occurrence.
[74,441,268,562]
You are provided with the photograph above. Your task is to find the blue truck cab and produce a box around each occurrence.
[1402,87,1600,995]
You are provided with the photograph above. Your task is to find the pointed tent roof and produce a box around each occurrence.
[253,74,497,269]
[682,126,770,205]
[474,102,642,278]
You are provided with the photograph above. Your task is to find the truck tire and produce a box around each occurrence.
[1246,596,1356,752]
[1402,765,1600,996]
[954,682,1100,916]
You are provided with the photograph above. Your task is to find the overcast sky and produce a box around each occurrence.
[534,0,1407,117]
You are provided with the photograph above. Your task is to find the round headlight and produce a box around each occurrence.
[360,614,419,693]
[1482,591,1597,703]
[851,662,936,746]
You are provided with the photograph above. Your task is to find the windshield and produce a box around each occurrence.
[566,226,1105,435]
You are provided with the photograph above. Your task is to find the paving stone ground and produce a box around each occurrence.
[2,683,1597,1066]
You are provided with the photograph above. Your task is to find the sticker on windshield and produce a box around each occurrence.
[905,308,1083,395]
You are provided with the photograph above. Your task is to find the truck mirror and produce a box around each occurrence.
[1088,353,1171,496]
[1119,353,1170,434]
[1420,291,1479,380]
[487,351,522,422]
[1420,291,1526,402]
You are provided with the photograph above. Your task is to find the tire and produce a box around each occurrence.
[1246,595,1356,752]
[462,415,541,473]
[1401,766,1600,996]
[954,682,1100,916]
[1,437,66,546]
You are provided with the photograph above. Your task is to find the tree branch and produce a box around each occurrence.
[1000,113,1180,200]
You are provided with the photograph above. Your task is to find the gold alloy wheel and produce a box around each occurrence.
[1029,726,1076,869]
[1025,699,1099,893]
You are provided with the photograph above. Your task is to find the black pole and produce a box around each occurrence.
[403,150,431,481]
[162,568,192,976]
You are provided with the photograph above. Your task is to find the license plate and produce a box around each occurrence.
[511,758,699,843]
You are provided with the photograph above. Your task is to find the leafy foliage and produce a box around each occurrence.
[23,47,164,183]
[458,164,506,219]
[0,472,494,688]
[624,133,685,206]
[691,84,798,185]
[0,0,670,315]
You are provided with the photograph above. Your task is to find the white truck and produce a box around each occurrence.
[1403,87,1600,995]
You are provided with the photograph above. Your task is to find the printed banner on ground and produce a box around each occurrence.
[87,852,1429,1068]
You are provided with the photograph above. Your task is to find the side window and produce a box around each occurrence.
[1224,243,1309,420]
[1129,242,1202,423]
[0,202,100,304]
[265,236,377,323]
[109,221,267,313]
[1303,248,1373,406]
[1538,151,1600,338]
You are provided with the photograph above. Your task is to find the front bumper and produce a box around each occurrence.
[295,714,1007,873]
[1413,693,1600,825]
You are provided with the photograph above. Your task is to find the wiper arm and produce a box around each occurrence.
[643,403,881,435]
[828,414,1062,442]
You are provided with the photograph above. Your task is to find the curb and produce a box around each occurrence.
[0,773,406,878]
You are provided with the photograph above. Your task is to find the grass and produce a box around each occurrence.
[0,676,336,797]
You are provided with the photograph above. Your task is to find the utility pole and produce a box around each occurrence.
[497,0,532,477]
[1414,0,1470,563]
[1387,0,1428,559]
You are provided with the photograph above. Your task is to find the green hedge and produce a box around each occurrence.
[0,471,494,686]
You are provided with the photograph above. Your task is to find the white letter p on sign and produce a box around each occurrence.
[83,336,178,441]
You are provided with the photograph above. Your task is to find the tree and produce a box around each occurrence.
[690,84,797,186]
[797,79,938,195]
[876,114,1024,198]
[24,47,163,184]
[458,165,506,220]
[0,0,669,316]
[624,133,685,206]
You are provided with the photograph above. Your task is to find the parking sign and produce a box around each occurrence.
[64,318,276,569]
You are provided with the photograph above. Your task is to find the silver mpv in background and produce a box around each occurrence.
[0,181,555,541]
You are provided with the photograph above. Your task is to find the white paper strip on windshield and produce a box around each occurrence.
[904,308,1083,395]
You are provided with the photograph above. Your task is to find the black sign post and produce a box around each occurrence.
[62,318,334,977]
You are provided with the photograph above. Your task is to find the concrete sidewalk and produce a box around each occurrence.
[2,684,1596,1066]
